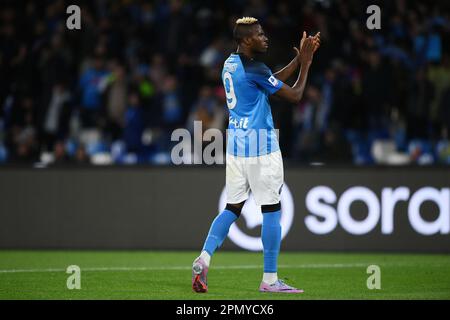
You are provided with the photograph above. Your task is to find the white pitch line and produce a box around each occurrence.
[0,263,379,274]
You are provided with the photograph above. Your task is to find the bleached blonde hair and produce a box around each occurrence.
[236,17,258,25]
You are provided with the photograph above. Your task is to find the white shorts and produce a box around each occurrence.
[226,150,284,206]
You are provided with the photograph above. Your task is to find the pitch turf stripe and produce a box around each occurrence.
[0,263,382,273]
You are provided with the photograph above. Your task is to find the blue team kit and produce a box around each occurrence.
[222,53,284,157]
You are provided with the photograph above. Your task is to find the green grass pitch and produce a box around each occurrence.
[0,251,449,300]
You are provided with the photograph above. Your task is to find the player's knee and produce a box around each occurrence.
[261,202,281,213]
[225,201,245,218]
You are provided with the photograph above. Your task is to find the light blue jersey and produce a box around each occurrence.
[222,53,284,157]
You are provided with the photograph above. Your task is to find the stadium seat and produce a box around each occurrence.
[436,140,450,164]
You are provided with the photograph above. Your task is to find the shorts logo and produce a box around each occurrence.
[218,184,295,251]
[268,76,279,87]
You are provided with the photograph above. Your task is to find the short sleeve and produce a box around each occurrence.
[245,62,284,95]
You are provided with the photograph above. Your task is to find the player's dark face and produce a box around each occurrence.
[250,25,269,53]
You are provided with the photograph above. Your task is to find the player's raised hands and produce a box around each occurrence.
[299,36,315,65]
[312,32,320,52]
[293,31,321,58]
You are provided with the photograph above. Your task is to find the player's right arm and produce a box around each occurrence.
[273,31,320,83]
[274,37,316,104]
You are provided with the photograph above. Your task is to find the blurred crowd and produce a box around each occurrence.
[0,0,449,165]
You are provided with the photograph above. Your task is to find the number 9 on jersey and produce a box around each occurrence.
[223,71,237,109]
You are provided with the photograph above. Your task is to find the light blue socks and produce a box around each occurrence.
[262,210,281,273]
[202,210,238,256]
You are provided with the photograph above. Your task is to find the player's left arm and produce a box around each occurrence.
[273,31,320,83]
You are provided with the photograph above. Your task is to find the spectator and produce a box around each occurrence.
[7,96,39,162]
[161,75,183,130]
[123,92,144,154]
[41,83,72,151]
[78,54,110,128]
[105,63,127,141]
